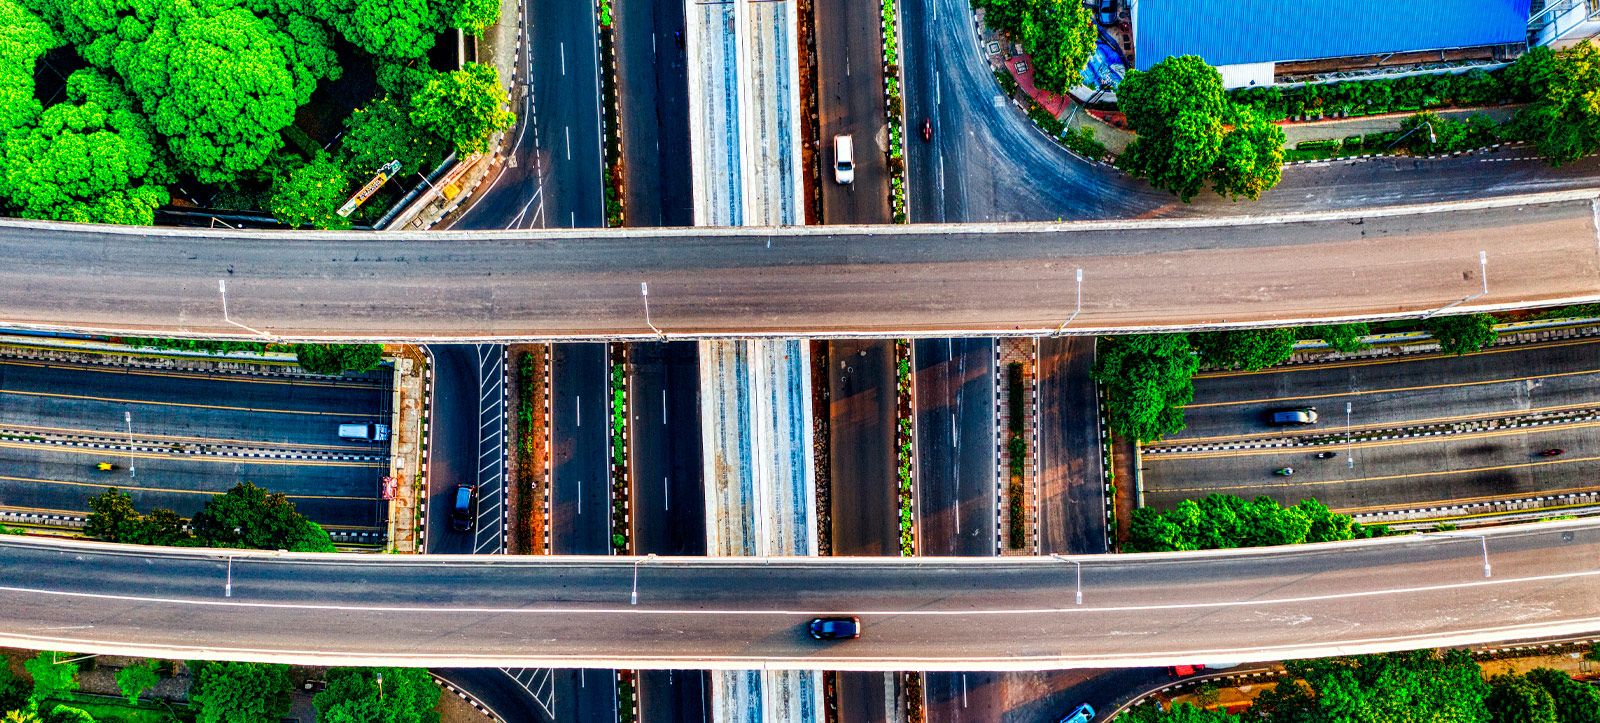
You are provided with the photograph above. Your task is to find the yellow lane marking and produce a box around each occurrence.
[0,475,377,501]
[1195,336,1600,380]
[1157,400,1600,447]
[1150,454,1600,495]
[1151,419,1600,461]
[0,438,382,468]
[0,422,373,453]
[1183,367,1600,409]
[0,388,368,417]
[0,357,379,390]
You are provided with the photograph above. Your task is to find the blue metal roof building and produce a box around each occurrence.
[1133,0,1532,72]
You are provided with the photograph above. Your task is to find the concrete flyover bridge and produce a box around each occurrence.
[3,190,1600,341]
[1,520,1598,670]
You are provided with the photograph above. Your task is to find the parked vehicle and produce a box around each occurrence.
[338,422,390,442]
[808,616,861,640]
[1268,408,1318,426]
[1060,703,1096,723]
[450,484,476,532]
[1095,0,1117,25]
[833,135,855,185]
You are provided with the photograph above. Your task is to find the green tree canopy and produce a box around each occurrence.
[1489,673,1558,723]
[443,0,498,35]
[86,0,338,183]
[1118,55,1284,202]
[0,70,171,225]
[1425,313,1498,355]
[1127,494,1374,552]
[22,652,78,706]
[294,343,384,375]
[972,0,1094,94]
[1505,43,1600,165]
[0,659,29,712]
[313,668,441,723]
[340,96,450,180]
[84,488,189,545]
[1524,668,1600,723]
[1254,650,1490,723]
[0,0,56,132]
[189,662,291,723]
[1193,327,1297,371]
[190,481,336,552]
[1119,702,1240,723]
[409,62,514,156]
[1302,323,1369,353]
[42,705,91,723]
[270,153,352,229]
[1093,333,1199,442]
[114,660,160,705]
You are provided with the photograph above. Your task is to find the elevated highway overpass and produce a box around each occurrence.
[0,520,1597,670]
[2,190,1598,341]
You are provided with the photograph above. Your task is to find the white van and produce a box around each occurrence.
[833,135,855,185]
[338,422,390,442]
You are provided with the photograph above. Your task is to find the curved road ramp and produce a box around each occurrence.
[1,519,1598,670]
[0,191,1597,340]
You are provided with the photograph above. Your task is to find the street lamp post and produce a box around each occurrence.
[640,282,664,339]
[1386,120,1437,152]
[1050,554,1084,605]
[1344,402,1353,469]
[1433,532,1492,578]
[631,553,657,605]
[375,672,384,700]
[1424,251,1488,318]
[217,279,270,338]
[1053,268,1084,337]
[124,411,135,479]
[224,556,234,597]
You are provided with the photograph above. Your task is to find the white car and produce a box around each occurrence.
[833,135,855,185]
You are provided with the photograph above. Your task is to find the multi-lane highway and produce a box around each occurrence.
[425,345,508,554]
[0,356,389,534]
[3,192,1596,339]
[1144,337,1600,520]
[914,338,997,557]
[1038,337,1107,554]
[4,521,1600,668]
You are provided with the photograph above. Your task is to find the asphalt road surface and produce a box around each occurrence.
[6,521,1600,668]
[914,338,997,557]
[434,668,556,723]
[898,0,1600,222]
[425,345,507,554]
[828,341,899,556]
[5,192,1597,339]
[815,0,890,224]
[0,357,387,532]
[627,345,711,723]
[548,343,618,721]
[615,0,693,228]
[550,343,611,554]
[447,0,604,230]
[1144,337,1600,516]
[1037,337,1107,555]
[629,342,707,556]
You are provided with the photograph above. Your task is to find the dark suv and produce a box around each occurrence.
[808,616,861,640]
[450,484,476,532]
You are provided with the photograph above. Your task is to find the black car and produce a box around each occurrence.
[808,616,861,640]
[450,484,476,532]
[1096,0,1117,25]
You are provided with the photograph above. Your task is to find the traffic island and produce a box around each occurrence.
[508,344,551,555]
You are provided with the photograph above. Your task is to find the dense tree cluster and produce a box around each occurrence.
[0,0,504,227]
[313,668,441,723]
[972,0,1096,94]
[1117,55,1285,202]
[1425,313,1499,356]
[1126,493,1380,552]
[1093,333,1199,442]
[292,342,385,375]
[1504,43,1600,165]
[1131,651,1600,723]
[189,661,292,723]
[85,482,335,552]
